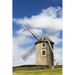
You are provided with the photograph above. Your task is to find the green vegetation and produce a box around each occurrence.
[13,68,62,75]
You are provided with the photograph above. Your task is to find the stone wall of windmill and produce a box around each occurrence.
[35,36,54,67]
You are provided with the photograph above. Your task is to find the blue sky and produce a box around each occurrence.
[13,0,62,66]
[13,0,62,18]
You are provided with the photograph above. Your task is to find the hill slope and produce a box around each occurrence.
[13,68,62,75]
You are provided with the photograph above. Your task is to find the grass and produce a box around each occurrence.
[13,68,62,75]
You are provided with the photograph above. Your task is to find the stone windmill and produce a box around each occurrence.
[22,24,54,67]
[35,35,54,67]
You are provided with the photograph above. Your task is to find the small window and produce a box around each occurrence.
[42,51,46,55]
[41,43,46,48]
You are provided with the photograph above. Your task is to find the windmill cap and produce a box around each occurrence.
[35,35,54,45]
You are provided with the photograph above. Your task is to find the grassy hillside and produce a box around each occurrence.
[13,68,62,75]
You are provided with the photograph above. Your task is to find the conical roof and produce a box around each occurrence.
[35,35,54,45]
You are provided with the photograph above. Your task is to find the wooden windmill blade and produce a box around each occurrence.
[26,24,41,38]
[48,41,57,65]
[47,38,58,66]
[47,39,53,52]
[23,24,38,40]
[21,24,39,61]
[22,47,35,61]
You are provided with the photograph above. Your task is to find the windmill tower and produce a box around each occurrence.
[35,36,54,66]
[22,24,55,67]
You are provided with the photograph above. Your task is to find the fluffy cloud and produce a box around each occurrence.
[49,35,62,45]
[14,7,62,31]
[16,28,43,37]
[13,35,36,66]
[54,47,62,65]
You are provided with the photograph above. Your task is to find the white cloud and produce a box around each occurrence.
[16,28,43,37]
[13,35,26,66]
[13,35,35,66]
[54,47,62,65]
[41,7,62,18]
[14,7,62,31]
[49,35,62,45]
